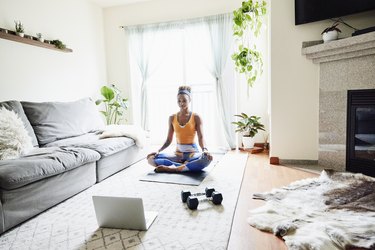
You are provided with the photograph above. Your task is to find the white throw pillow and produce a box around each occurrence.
[0,107,33,160]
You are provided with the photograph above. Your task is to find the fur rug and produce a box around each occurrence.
[0,107,33,160]
[248,170,375,250]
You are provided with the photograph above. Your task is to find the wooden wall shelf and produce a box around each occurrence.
[0,28,72,53]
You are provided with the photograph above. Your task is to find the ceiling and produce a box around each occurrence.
[90,0,154,8]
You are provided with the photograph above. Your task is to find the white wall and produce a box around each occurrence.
[270,0,375,160]
[103,0,269,143]
[0,0,106,102]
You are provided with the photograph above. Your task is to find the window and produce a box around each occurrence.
[128,16,234,150]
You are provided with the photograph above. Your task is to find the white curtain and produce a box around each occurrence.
[126,24,181,131]
[206,14,236,149]
[126,27,154,130]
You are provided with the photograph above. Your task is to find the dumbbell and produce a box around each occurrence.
[186,191,223,210]
[181,187,215,203]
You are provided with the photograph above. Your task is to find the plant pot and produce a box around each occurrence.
[242,136,255,149]
[16,32,24,38]
[322,30,338,43]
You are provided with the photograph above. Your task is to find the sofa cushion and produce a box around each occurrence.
[0,107,33,160]
[22,98,105,146]
[0,147,100,190]
[44,132,135,157]
[0,101,38,147]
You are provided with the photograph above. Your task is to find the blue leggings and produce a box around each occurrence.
[154,152,212,172]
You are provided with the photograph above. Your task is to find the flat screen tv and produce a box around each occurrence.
[295,0,375,25]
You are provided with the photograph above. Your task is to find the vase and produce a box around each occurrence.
[322,30,338,43]
[242,136,255,149]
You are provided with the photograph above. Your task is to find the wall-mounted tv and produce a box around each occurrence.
[295,0,375,25]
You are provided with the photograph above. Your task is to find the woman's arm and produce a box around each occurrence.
[195,114,210,154]
[147,115,174,158]
[157,115,174,153]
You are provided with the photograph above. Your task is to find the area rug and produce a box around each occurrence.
[248,170,375,250]
[139,154,223,186]
[0,152,248,250]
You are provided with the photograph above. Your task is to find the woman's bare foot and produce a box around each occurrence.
[154,165,185,173]
[147,155,157,167]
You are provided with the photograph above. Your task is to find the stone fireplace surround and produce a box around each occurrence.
[302,32,375,171]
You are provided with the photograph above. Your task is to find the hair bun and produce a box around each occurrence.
[178,86,191,93]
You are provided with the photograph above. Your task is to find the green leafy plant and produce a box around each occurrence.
[232,45,263,86]
[14,21,24,33]
[232,113,265,137]
[95,84,129,125]
[50,39,66,50]
[321,22,342,34]
[232,0,267,87]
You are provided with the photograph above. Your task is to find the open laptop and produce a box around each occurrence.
[92,196,158,230]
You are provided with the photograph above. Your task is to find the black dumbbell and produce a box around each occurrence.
[181,187,215,203]
[186,191,223,210]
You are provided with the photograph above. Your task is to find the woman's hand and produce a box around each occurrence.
[203,149,213,161]
[147,152,158,159]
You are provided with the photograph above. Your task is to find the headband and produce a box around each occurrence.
[177,89,191,97]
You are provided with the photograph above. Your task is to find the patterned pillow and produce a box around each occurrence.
[0,107,33,160]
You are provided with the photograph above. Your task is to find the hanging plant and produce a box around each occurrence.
[232,0,267,87]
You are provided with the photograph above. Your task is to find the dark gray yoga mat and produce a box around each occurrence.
[139,153,223,186]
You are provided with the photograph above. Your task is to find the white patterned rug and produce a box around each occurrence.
[0,152,248,250]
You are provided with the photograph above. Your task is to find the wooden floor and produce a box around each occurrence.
[227,152,318,250]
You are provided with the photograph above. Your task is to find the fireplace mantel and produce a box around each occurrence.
[301,32,375,63]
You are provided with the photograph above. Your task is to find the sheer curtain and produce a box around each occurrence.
[126,27,156,131]
[126,14,234,150]
[205,14,236,149]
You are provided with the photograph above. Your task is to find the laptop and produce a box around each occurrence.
[92,196,158,230]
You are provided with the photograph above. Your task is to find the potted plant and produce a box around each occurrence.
[14,21,24,37]
[232,113,265,149]
[50,39,66,49]
[321,22,341,43]
[232,0,267,87]
[36,33,44,42]
[95,84,129,125]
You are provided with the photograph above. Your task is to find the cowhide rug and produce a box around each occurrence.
[248,170,375,250]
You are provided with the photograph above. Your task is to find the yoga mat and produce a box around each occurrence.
[139,165,213,186]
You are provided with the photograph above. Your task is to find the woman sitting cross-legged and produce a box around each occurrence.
[147,85,213,173]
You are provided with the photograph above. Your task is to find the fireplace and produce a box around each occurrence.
[346,89,375,177]
[302,32,375,173]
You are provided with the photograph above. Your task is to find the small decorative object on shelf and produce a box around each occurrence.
[14,20,24,37]
[321,22,341,43]
[36,33,44,42]
[50,39,66,50]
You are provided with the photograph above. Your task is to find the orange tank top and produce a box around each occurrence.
[173,112,196,144]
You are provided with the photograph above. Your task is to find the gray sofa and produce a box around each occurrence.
[0,98,147,234]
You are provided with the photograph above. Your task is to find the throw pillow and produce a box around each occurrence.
[22,98,105,145]
[0,107,33,160]
[0,100,39,147]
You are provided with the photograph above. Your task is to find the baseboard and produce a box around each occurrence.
[279,159,318,165]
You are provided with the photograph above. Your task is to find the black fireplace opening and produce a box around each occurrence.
[346,89,375,177]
